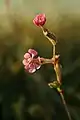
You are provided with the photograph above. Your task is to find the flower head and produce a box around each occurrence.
[33,13,46,27]
[22,49,41,73]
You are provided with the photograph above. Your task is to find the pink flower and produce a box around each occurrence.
[22,49,41,73]
[33,13,46,27]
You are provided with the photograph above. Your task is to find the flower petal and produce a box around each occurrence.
[28,49,38,58]
[24,53,31,59]
[35,64,41,70]
[28,68,36,73]
[33,19,39,26]
[22,57,32,66]
[24,64,36,73]
[22,59,27,65]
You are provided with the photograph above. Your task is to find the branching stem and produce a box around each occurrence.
[41,26,72,120]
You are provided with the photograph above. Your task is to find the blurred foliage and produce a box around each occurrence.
[0,0,80,120]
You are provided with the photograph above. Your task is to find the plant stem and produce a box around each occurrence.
[40,58,54,65]
[41,26,72,120]
[53,45,55,57]
[53,57,61,85]
[59,91,72,120]
[53,50,72,120]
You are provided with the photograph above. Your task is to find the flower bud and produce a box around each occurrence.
[33,13,46,27]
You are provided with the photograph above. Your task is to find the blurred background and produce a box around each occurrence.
[0,0,80,120]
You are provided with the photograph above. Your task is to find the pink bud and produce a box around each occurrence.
[33,13,46,27]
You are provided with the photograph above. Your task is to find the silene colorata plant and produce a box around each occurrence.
[22,13,72,120]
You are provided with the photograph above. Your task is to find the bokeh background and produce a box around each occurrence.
[0,0,80,120]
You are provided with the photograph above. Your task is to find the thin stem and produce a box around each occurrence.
[53,45,55,57]
[40,26,72,120]
[40,26,56,58]
[59,91,72,120]
[40,58,54,65]
[48,40,56,58]
[53,56,62,85]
